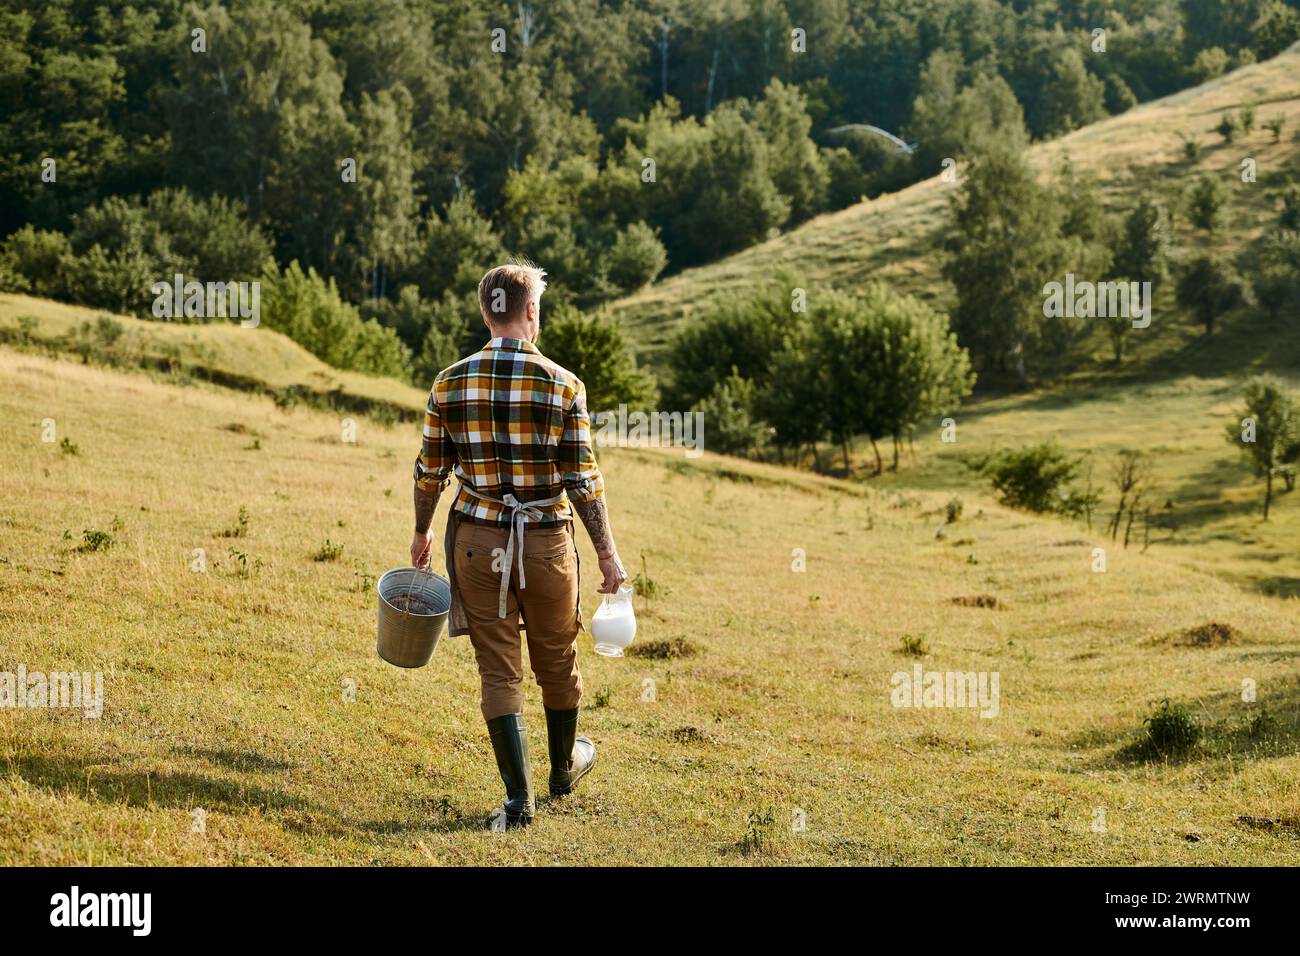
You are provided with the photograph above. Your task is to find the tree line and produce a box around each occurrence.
[3,0,1298,385]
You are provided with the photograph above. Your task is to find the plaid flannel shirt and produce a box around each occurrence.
[414,337,604,526]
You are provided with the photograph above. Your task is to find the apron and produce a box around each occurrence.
[442,483,584,636]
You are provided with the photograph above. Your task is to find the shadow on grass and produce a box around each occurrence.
[1066,682,1300,776]
[2,754,313,814]
[174,746,294,773]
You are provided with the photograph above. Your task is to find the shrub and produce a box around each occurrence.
[261,262,411,379]
[899,634,928,657]
[311,538,344,562]
[79,529,115,552]
[1187,174,1226,232]
[981,442,1085,514]
[0,226,73,298]
[1143,699,1201,755]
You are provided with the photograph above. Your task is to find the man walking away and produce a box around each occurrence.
[409,261,627,829]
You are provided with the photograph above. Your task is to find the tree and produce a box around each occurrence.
[666,277,804,408]
[1251,230,1300,318]
[415,196,507,301]
[749,78,829,223]
[1107,450,1153,546]
[1226,376,1300,519]
[907,60,1028,177]
[1106,195,1170,362]
[691,370,768,457]
[1278,183,1300,230]
[1187,174,1227,232]
[538,305,656,411]
[942,146,1069,383]
[1112,195,1170,291]
[605,222,667,293]
[1037,47,1107,137]
[1176,256,1243,335]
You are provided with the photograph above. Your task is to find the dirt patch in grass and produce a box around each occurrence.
[951,594,1006,609]
[627,637,698,660]
[1177,622,1239,646]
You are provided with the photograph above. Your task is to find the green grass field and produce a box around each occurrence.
[3,348,1299,864]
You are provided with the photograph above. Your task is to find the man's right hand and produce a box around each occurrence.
[596,551,627,594]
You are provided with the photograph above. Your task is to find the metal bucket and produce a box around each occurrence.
[376,567,451,668]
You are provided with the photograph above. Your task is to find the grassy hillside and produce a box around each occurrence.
[609,43,1300,361]
[0,293,428,420]
[2,348,1299,864]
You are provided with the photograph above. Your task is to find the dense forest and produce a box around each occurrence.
[2,0,1299,386]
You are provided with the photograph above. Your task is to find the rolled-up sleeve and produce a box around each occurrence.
[413,385,454,493]
[559,383,603,502]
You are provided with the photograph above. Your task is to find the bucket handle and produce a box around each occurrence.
[401,565,437,618]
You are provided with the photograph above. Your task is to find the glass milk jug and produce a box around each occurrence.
[591,585,637,657]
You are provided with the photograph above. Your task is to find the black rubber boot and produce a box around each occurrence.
[545,706,596,797]
[486,713,534,828]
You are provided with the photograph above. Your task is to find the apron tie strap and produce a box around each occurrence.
[458,483,565,618]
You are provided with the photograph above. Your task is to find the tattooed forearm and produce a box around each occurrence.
[413,483,441,534]
[570,495,615,557]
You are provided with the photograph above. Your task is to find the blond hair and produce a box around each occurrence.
[477,260,547,324]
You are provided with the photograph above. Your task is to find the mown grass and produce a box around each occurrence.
[607,43,1300,362]
[2,349,1298,864]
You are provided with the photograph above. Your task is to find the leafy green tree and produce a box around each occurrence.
[758,323,831,469]
[908,60,1028,177]
[691,370,768,457]
[1176,256,1243,336]
[1226,376,1300,519]
[1105,194,1170,363]
[167,2,354,275]
[65,197,175,315]
[1112,195,1170,291]
[666,277,805,408]
[0,226,73,298]
[1278,183,1300,230]
[1190,47,1230,83]
[1037,47,1107,137]
[538,305,656,411]
[415,196,507,301]
[606,222,668,293]
[1251,230,1300,318]
[1253,1,1300,59]
[750,78,829,222]
[942,146,1069,383]
[829,285,974,472]
[142,189,273,282]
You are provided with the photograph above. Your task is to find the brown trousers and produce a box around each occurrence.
[452,518,583,720]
